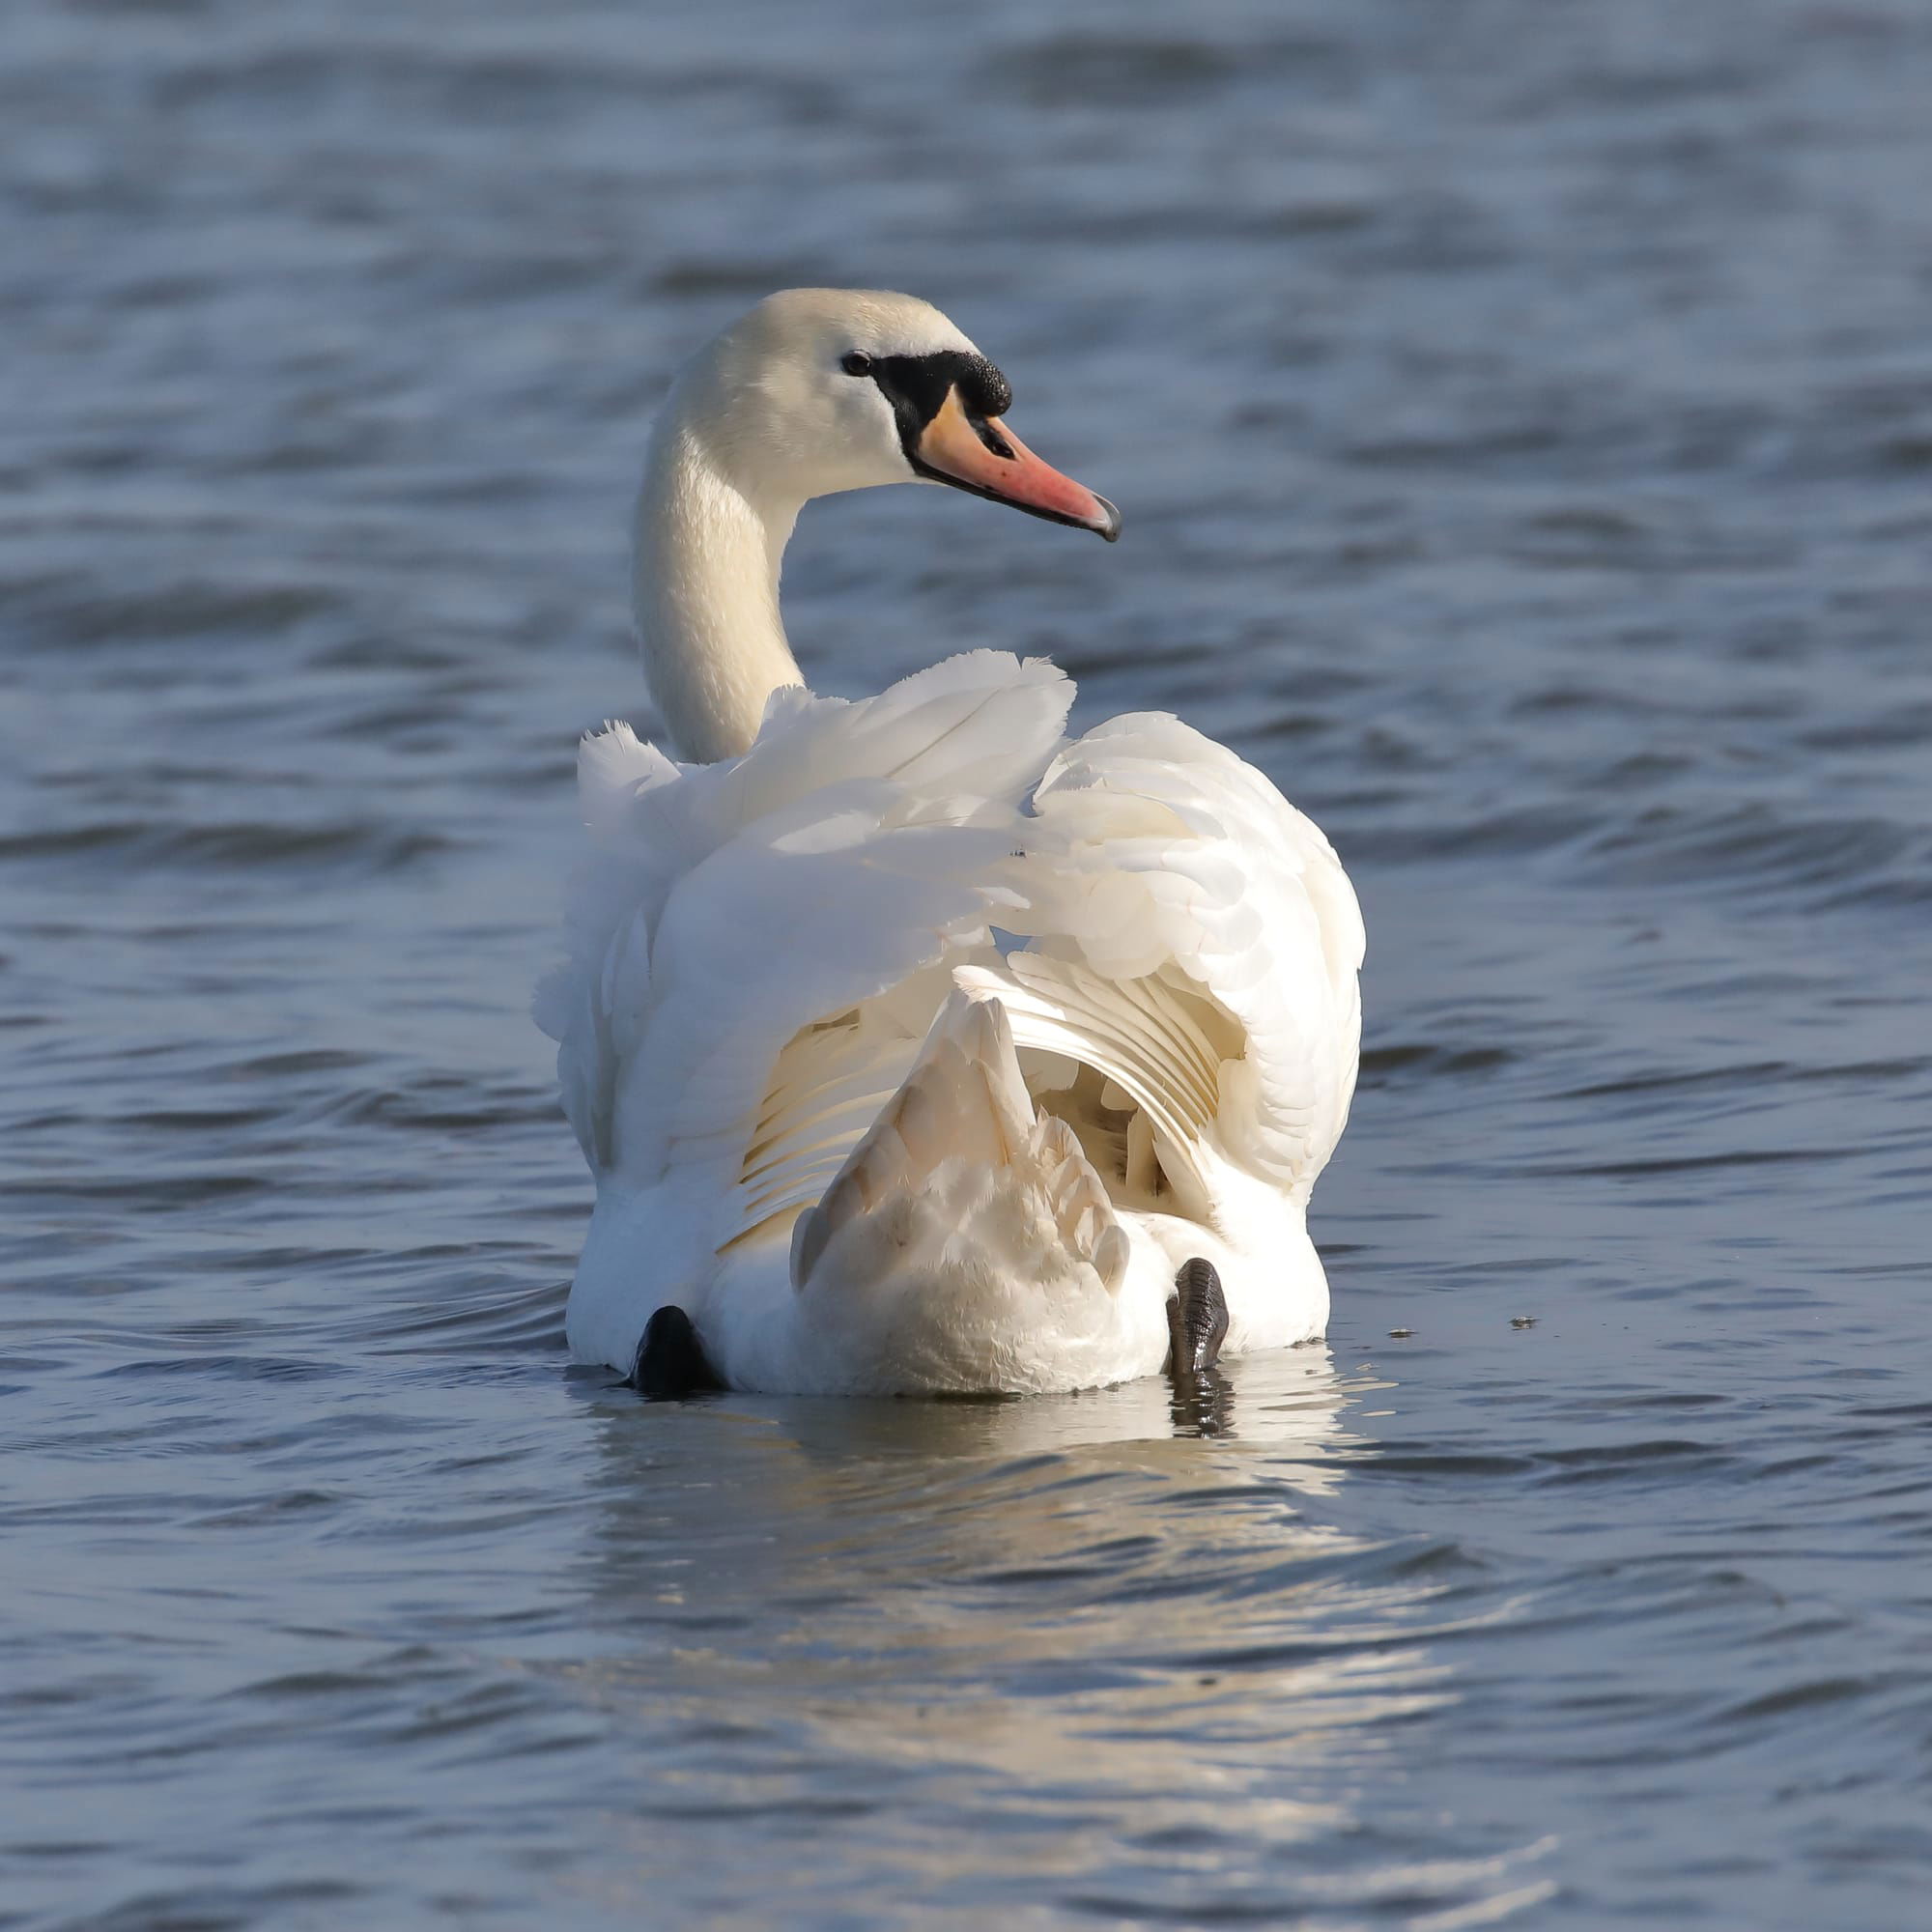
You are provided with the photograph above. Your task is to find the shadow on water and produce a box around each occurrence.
[550,1350,1558,1924]
[1168,1362,1237,1438]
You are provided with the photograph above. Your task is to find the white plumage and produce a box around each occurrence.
[539,292,1364,1394]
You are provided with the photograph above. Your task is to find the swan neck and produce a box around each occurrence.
[632,409,804,764]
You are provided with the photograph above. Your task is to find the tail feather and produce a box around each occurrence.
[791,989,1127,1294]
[1034,1113,1131,1291]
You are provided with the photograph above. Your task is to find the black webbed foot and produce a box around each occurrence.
[1165,1259,1232,1435]
[627,1305,721,1399]
[1165,1258,1229,1377]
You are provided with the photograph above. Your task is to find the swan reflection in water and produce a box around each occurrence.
[548,1350,1552,1923]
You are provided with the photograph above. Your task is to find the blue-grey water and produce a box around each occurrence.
[4,1,1930,1925]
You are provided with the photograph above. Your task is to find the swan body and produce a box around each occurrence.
[540,291,1363,1395]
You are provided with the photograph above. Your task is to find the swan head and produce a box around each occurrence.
[673,288,1121,540]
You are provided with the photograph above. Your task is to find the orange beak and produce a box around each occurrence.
[912,388,1121,541]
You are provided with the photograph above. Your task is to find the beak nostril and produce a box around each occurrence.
[973,418,1016,461]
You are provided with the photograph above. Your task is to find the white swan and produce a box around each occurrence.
[537,290,1363,1396]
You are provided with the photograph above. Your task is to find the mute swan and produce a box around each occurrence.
[537,289,1363,1396]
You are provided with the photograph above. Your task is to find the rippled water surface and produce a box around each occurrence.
[6,1,1931,1925]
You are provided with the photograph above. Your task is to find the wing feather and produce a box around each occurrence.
[536,652,1074,1267]
[989,710,1364,1200]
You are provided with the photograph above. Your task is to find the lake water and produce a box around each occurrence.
[5,1,1930,1925]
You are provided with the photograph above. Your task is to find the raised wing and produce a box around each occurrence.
[979,712,1363,1204]
[535,652,1075,1259]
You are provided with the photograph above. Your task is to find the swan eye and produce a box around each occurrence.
[840,351,874,377]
